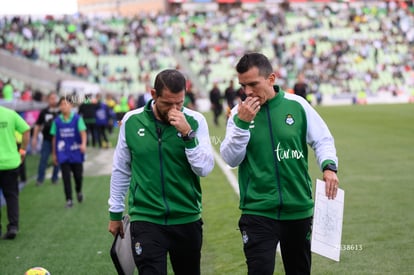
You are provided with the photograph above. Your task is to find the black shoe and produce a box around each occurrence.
[2,228,17,240]
[65,199,73,208]
[77,192,83,203]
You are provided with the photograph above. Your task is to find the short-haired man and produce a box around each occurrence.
[221,53,339,275]
[108,69,214,274]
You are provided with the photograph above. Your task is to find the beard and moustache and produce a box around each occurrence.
[153,102,171,124]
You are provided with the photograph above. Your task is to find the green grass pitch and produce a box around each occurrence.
[0,103,413,274]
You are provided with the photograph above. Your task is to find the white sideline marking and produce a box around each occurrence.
[212,149,239,196]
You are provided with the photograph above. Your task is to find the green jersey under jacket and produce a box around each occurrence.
[220,86,338,220]
[109,100,214,225]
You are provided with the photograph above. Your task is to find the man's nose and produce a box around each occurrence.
[169,105,179,113]
[244,87,253,97]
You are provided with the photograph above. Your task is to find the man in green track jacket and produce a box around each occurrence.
[220,53,339,275]
[108,69,214,275]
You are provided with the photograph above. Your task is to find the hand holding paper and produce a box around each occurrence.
[323,170,340,200]
[311,179,345,262]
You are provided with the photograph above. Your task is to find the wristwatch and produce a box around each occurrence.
[323,163,337,173]
[182,129,196,141]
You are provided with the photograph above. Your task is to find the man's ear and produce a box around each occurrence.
[151,89,157,101]
[268,73,276,85]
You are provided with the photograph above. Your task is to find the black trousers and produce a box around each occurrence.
[0,168,19,231]
[60,163,83,201]
[212,106,222,126]
[18,160,26,182]
[130,219,203,275]
[85,122,98,147]
[238,214,312,275]
[96,125,108,147]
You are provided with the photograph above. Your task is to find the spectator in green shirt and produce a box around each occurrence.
[2,80,14,101]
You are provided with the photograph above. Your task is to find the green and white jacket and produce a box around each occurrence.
[109,100,214,225]
[220,86,338,220]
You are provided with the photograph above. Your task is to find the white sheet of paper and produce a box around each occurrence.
[311,179,345,262]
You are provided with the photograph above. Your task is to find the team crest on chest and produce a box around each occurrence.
[285,114,295,125]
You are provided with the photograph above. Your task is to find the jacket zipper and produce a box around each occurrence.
[265,105,283,219]
[157,126,170,224]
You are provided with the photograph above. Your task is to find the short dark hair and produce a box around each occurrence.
[47,91,57,98]
[58,95,73,105]
[236,52,273,77]
[153,69,186,96]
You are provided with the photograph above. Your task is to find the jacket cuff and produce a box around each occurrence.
[184,137,198,149]
[109,212,123,221]
[234,115,251,130]
[321,160,336,170]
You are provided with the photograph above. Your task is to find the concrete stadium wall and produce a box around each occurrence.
[0,50,93,94]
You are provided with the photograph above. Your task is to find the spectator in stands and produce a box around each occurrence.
[209,82,223,126]
[122,67,133,87]
[0,106,30,239]
[199,61,211,84]
[25,47,39,61]
[51,96,87,208]
[127,94,136,110]
[2,79,14,101]
[293,73,309,102]
[32,90,44,102]
[20,86,32,101]
[136,83,153,108]
[32,92,60,186]
[0,4,412,105]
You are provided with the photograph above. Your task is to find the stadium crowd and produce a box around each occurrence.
[0,1,413,107]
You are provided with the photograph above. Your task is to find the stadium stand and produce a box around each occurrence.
[0,1,413,106]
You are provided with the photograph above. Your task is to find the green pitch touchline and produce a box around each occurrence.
[213,149,239,196]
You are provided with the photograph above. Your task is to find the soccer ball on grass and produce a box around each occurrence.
[24,267,51,275]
